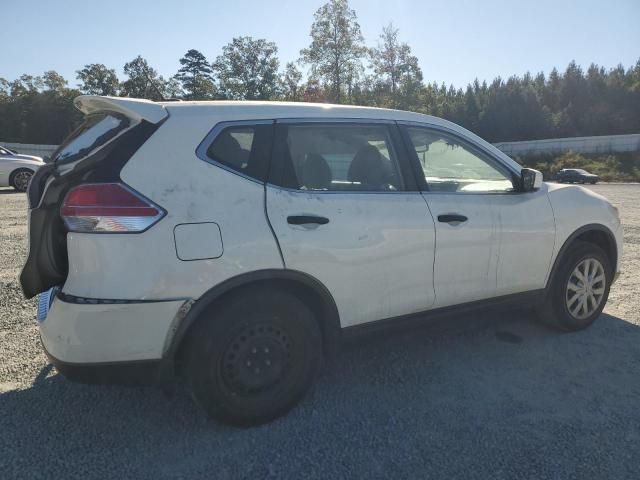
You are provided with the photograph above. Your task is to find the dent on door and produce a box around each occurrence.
[425,194,499,308]
[267,187,437,327]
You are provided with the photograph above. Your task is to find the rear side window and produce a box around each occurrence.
[270,123,404,192]
[50,113,129,164]
[200,123,273,182]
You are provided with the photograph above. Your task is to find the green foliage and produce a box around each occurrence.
[175,49,214,99]
[0,70,81,144]
[368,23,422,109]
[76,64,119,96]
[516,151,640,182]
[299,0,366,102]
[281,62,303,101]
[213,37,280,100]
[1,0,639,150]
[120,56,164,100]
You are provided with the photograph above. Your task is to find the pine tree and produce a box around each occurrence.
[175,49,215,99]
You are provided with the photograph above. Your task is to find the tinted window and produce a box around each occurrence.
[271,123,403,192]
[204,124,273,182]
[405,127,514,193]
[51,113,129,164]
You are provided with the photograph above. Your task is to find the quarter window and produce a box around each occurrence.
[405,127,515,193]
[271,123,404,192]
[204,124,273,182]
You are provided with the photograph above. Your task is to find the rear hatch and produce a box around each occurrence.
[20,96,168,298]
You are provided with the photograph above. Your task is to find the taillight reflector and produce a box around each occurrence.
[61,183,164,233]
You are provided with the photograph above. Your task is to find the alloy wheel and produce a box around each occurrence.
[13,171,32,192]
[565,258,606,320]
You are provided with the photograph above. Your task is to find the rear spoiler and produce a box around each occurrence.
[73,95,168,124]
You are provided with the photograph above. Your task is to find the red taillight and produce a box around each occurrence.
[61,183,164,233]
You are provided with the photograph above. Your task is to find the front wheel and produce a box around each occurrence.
[10,168,33,192]
[537,241,612,331]
[185,288,323,426]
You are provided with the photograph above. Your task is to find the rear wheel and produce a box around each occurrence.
[10,168,33,192]
[185,288,323,426]
[537,241,612,331]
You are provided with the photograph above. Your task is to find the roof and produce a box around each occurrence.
[72,95,524,172]
[159,99,446,124]
[74,95,452,128]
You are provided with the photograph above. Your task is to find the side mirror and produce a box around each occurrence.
[520,168,543,192]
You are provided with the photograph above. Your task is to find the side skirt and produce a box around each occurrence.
[342,289,545,339]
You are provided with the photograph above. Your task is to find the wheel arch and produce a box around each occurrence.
[165,269,341,374]
[546,223,618,289]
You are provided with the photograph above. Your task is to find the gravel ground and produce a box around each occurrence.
[0,184,639,479]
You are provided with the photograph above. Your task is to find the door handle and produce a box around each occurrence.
[437,214,468,225]
[287,215,330,225]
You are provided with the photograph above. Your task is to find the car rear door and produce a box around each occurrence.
[265,120,436,328]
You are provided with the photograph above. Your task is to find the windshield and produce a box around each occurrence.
[49,113,129,164]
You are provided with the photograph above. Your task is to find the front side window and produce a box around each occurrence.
[204,124,273,182]
[405,127,515,193]
[271,123,403,192]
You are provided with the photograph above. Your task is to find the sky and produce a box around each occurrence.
[2,0,639,89]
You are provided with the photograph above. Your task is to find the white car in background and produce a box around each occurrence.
[21,96,623,426]
[0,145,43,192]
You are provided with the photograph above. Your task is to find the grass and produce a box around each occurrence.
[513,151,640,182]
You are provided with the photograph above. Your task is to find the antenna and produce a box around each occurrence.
[144,71,166,101]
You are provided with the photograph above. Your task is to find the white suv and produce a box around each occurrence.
[21,96,623,426]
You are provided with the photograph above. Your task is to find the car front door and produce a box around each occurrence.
[400,124,555,307]
[266,120,436,328]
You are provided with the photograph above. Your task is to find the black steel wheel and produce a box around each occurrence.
[185,287,322,426]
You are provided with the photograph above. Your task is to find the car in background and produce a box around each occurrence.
[557,168,598,184]
[0,145,44,192]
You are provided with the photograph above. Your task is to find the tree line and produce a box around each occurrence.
[1,0,639,146]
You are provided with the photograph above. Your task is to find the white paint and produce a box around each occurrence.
[266,188,436,327]
[43,97,623,364]
[422,193,498,307]
[40,298,184,363]
[174,222,223,261]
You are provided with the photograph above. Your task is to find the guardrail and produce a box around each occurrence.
[3,133,640,161]
[1,142,58,159]
[494,134,640,156]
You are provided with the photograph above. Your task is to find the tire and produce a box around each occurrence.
[185,287,323,426]
[537,241,612,331]
[10,168,33,192]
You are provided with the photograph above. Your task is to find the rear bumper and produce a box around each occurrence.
[39,294,186,367]
[44,346,162,385]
